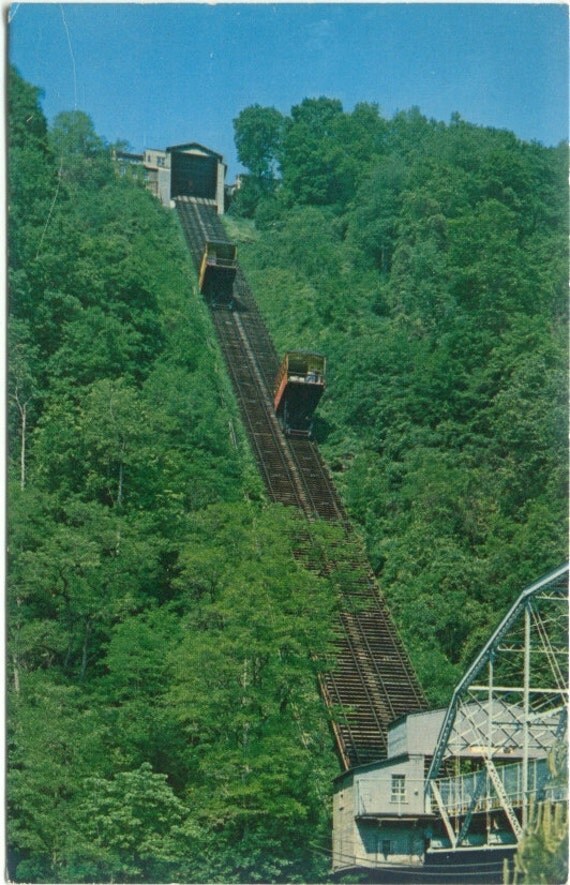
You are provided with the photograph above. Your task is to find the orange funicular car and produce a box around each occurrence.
[274,351,326,437]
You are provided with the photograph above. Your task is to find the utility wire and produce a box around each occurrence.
[35,158,63,260]
[309,841,514,873]
[60,4,77,110]
[36,4,78,258]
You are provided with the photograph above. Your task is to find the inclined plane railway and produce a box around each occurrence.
[176,196,426,768]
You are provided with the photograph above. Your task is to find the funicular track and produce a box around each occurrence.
[176,197,426,768]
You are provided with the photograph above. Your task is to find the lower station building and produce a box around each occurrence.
[334,709,443,872]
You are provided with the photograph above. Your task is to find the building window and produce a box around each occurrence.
[391,774,406,802]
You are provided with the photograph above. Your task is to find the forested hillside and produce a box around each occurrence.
[232,98,568,704]
[7,68,340,884]
[8,67,567,884]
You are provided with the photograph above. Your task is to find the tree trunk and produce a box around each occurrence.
[80,618,92,681]
[20,401,26,490]
[117,460,124,507]
[12,652,20,694]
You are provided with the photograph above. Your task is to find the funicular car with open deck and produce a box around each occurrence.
[198,239,237,305]
[274,351,326,437]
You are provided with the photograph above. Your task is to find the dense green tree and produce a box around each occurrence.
[347,155,409,274]
[8,318,40,490]
[49,109,112,189]
[234,104,285,180]
[69,764,189,883]
[167,503,339,882]
[231,105,286,216]
[8,673,108,882]
[280,97,357,206]
[8,67,58,274]
[506,745,568,885]
[8,68,49,151]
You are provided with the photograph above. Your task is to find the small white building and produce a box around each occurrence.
[333,709,445,873]
[139,148,168,201]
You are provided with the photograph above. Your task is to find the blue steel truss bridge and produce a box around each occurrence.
[425,562,568,851]
[332,564,568,881]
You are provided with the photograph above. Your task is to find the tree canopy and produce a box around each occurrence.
[233,97,568,703]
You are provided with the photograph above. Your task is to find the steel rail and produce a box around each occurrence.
[175,197,428,767]
[211,309,309,512]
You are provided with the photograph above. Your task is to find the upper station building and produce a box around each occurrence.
[114,142,227,213]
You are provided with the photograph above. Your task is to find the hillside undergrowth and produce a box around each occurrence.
[233,98,568,704]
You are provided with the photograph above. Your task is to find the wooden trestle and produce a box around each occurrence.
[176,197,427,768]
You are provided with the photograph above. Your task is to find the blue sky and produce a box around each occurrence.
[9,3,569,181]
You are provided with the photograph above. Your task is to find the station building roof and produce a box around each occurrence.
[166,142,224,161]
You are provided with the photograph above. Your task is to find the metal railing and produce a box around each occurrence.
[435,758,555,816]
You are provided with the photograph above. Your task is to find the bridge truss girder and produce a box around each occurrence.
[425,564,569,850]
